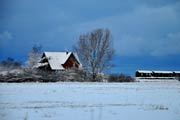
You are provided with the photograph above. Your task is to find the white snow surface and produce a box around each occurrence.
[0,82,180,120]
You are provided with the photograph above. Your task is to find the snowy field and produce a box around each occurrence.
[0,81,180,120]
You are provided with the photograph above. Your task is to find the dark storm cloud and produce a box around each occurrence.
[0,0,180,58]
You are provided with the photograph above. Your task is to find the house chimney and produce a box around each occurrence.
[65,49,69,55]
[66,51,69,55]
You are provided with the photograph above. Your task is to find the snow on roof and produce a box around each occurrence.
[73,53,81,64]
[174,71,180,73]
[153,71,173,73]
[136,70,152,73]
[37,62,48,67]
[137,70,180,74]
[43,52,81,70]
[44,52,71,70]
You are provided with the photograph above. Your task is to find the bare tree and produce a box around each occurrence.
[26,45,42,69]
[73,28,114,81]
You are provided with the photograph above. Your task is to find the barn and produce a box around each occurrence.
[136,70,180,80]
[135,70,152,77]
[38,52,82,71]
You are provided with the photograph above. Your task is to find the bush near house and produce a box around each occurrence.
[0,69,135,83]
[0,68,89,82]
[108,74,135,82]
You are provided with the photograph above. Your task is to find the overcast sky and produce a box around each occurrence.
[0,0,180,75]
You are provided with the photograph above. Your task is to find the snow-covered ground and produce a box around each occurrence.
[0,81,180,120]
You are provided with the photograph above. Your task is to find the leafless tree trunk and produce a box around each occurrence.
[26,45,42,69]
[73,28,114,81]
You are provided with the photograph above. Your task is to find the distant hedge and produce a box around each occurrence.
[0,68,135,83]
[0,69,88,83]
[108,74,135,82]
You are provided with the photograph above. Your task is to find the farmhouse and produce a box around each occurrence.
[38,52,82,71]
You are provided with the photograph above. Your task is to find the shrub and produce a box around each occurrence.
[108,74,135,82]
